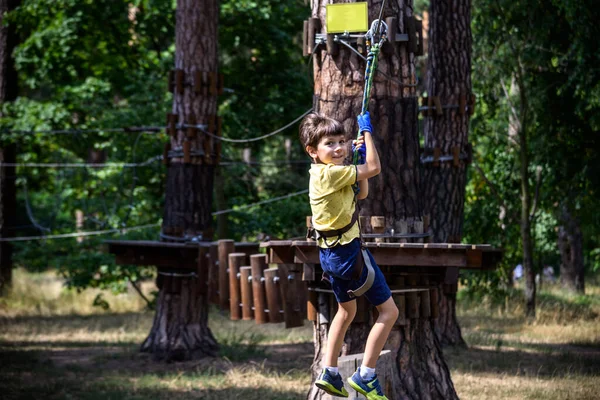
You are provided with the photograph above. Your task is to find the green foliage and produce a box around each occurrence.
[5,0,599,306]
[2,0,312,305]
[464,0,600,294]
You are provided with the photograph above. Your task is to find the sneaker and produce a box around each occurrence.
[347,368,388,399]
[315,368,349,397]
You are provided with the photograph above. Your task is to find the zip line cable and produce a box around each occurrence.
[0,189,309,242]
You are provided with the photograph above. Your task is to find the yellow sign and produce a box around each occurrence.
[326,2,368,34]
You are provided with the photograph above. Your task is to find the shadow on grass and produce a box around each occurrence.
[2,378,304,400]
[445,341,600,378]
[0,311,151,329]
[0,347,307,400]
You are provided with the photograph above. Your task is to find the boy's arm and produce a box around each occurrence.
[356,130,381,181]
[356,177,369,200]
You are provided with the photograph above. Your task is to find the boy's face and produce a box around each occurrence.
[306,134,347,165]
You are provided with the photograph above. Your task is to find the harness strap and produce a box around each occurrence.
[347,248,376,299]
[308,205,359,240]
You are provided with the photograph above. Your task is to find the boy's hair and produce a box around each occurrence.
[299,112,346,150]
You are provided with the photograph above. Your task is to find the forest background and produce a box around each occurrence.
[1,0,599,307]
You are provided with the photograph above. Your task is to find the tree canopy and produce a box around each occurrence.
[1,0,598,306]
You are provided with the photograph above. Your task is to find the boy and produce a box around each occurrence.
[299,112,399,399]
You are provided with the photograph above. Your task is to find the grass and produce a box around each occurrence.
[1,268,599,399]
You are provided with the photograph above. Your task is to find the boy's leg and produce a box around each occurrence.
[315,300,356,397]
[362,296,398,368]
[324,299,357,367]
[347,296,398,399]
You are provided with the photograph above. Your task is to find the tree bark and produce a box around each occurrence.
[422,0,471,347]
[143,0,219,360]
[307,1,457,399]
[558,204,585,293]
[515,66,536,318]
[0,0,20,295]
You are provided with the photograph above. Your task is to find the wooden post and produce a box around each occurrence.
[414,218,424,244]
[278,263,304,328]
[396,219,409,244]
[423,215,430,243]
[371,216,386,243]
[250,254,268,324]
[303,263,315,281]
[228,253,246,320]
[240,266,253,320]
[264,268,283,323]
[218,239,234,310]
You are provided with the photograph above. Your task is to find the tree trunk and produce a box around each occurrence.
[516,72,535,318]
[422,0,472,347]
[143,0,219,361]
[0,0,20,296]
[558,204,584,293]
[307,1,457,399]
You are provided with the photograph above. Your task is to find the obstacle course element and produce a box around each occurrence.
[303,15,424,57]
[107,216,501,330]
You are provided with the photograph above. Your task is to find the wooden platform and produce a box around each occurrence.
[105,238,503,329]
[263,240,502,270]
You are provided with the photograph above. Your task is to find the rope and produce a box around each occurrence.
[0,189,309,242]
[212,189,308,216]
[353,18,388,165]
[1,107,312,145]
[0,223,160,242]
[336,39,418,88]
[2,127,164,135]
[0,156,162,169]
[197,108,313,143]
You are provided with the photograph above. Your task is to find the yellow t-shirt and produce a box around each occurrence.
[309,163,359,248]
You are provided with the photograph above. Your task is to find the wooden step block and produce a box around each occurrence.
[321,350,393,400]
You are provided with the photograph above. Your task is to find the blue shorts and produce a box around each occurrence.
[319,238,391,306]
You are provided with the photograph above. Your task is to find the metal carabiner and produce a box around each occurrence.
[365,19,388,44]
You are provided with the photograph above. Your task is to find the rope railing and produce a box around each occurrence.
[0,189,309,242]
[2,107,313,144]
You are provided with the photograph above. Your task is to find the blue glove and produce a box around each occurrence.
[352,141,366,165]
[357,111,373,134]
